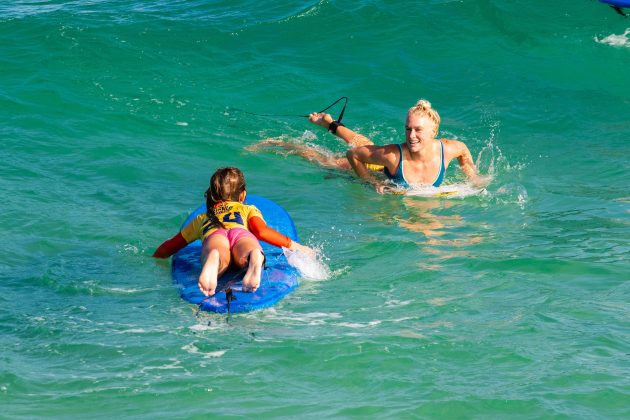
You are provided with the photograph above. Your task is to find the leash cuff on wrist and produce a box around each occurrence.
[328,120,344,134]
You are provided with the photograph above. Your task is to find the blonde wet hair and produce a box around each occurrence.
[408,99,440,135]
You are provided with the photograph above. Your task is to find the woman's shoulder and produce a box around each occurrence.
[381,143,403,152]
[378,143,404,161]
[440,138,469,156]
[439,137,463,146]
[358,142,399,151]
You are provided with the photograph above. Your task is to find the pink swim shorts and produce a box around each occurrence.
[206,228,261,250]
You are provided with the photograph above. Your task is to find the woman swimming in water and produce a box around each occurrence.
[249,99,489,194]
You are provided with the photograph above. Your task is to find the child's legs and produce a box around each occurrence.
[227,229,264,292]
[199,231,231,296]
[231,237,262,268]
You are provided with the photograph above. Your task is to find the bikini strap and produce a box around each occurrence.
[432,141,446,187]
[396,143,404,176]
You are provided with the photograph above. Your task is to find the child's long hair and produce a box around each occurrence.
[205,167,246,229]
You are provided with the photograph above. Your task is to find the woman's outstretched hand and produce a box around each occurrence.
[308,112,334,129]
[470,174,493,188]
[375,184,407,195]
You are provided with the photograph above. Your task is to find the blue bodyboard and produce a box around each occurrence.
[171,195,300,313]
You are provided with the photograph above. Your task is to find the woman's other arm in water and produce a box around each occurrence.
[346,145,403,194]
[308,112,374,147]
[452,141,491,187]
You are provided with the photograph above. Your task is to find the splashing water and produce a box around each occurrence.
[283,248,331,280]
[474,119,524,176]
[405,183,487,198]
[595,29,630,48]
[475,120,501,176]
[495,183,529,209]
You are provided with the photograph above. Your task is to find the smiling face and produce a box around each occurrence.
[405,113,438,152]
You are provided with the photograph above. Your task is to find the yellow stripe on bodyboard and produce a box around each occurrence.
[433,190,459,197]
[366,163,384,171]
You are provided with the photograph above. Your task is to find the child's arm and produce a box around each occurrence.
[153,232,188,258]
[249,216,314,254]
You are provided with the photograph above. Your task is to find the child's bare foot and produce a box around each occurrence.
[242,249,264,292]
[198,250,219,296]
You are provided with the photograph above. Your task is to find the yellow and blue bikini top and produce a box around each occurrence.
[383,142,445,188]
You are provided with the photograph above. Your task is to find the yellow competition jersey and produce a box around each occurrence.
[180,201,264,243]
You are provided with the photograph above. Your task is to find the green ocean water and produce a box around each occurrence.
[1,0,629,418]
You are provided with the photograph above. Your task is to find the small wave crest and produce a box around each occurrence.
[595,29,630,48]
[181,343,226,358]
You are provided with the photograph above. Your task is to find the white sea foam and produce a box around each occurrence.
[405,183,486,198]
[123,328,148,333]
[243,309,342,326]
[300,130,318,142]
[181,343,226,358]
[383,299,414,307]
[397,330,426,339]
[595,29,630,48]
[189,321,226,332]
[140,360,183,372]
[427,297,455,307]
[119,244,139,254]
[337,321,382,329]
[103,287,152,294]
